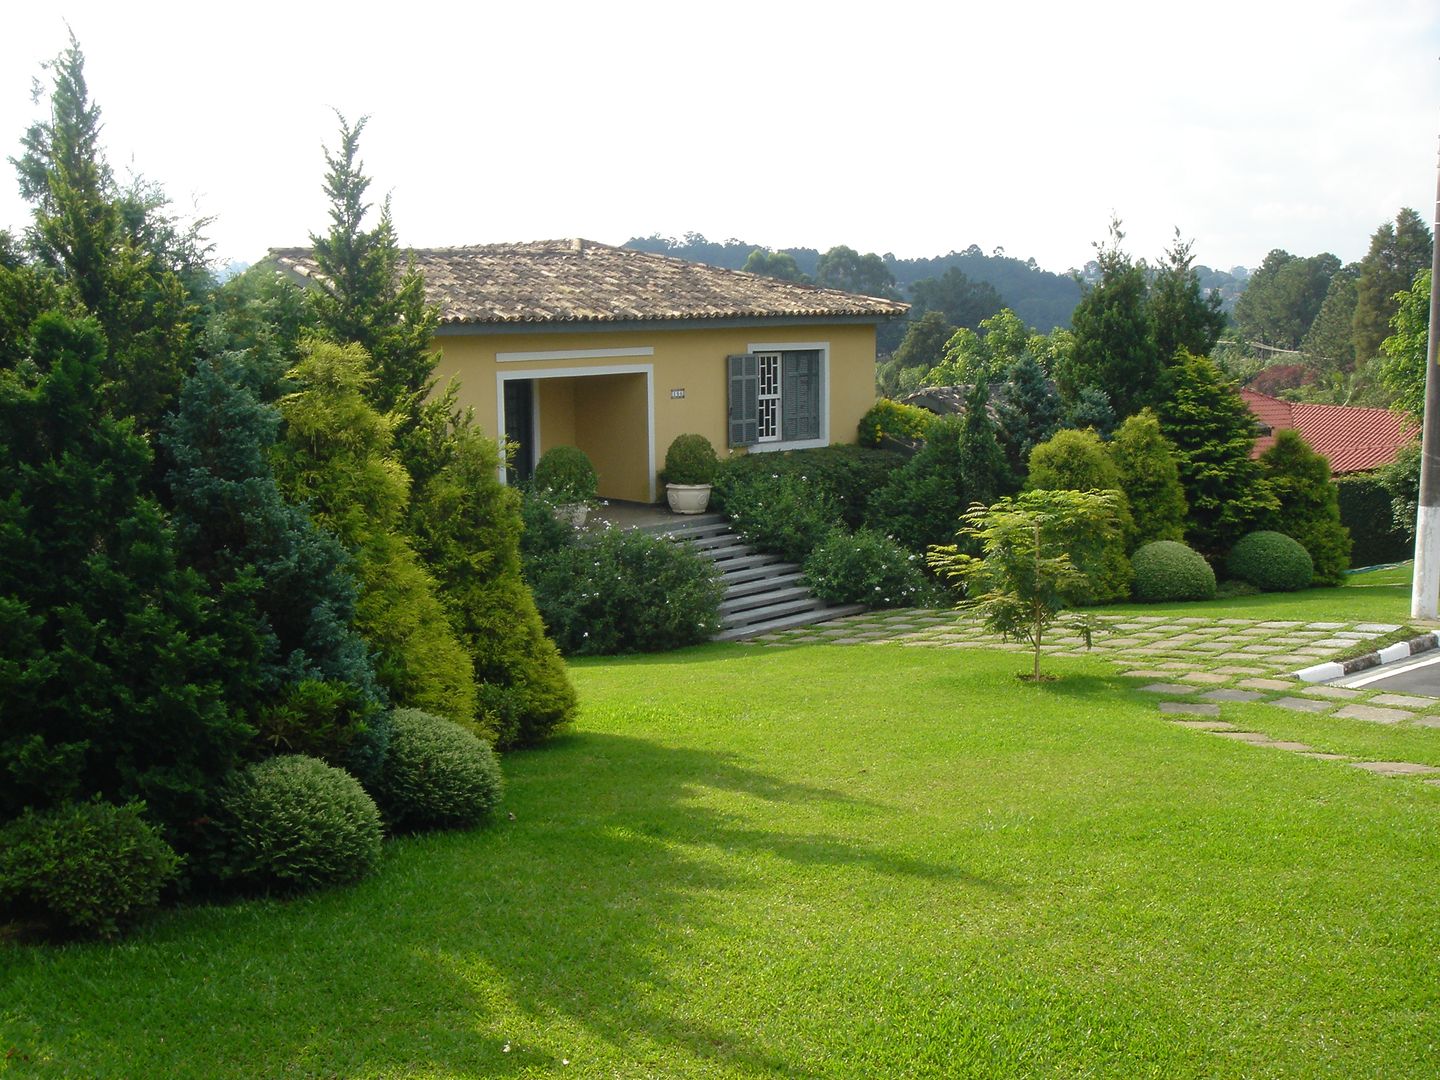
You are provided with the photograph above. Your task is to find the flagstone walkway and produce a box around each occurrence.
[743,609,1440,786]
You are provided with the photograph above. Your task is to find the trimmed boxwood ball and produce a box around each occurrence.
[374,709,504,831]
[213,755,382,893]
[0,800,180,939]
[662,433,719,486]
[1226,530,1314,592]
[1131,541,1216,602]
[533,445,598,503]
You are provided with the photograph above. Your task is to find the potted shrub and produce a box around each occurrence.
[663,433,719,514]
[533,445,598,526]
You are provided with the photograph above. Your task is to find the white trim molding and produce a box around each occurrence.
[495,363,657,502]
[495,346,655,364]
[743,340,830,453]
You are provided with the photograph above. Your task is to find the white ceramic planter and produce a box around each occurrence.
[665,483,712,515]
[554,502,590,527]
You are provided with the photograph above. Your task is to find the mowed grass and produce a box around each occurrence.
[1101,563,1414,622]
[4,642,1440,1078]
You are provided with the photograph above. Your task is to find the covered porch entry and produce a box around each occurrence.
[498,364,655,503]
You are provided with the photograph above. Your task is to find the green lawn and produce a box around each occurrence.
[4,625,1440,1077]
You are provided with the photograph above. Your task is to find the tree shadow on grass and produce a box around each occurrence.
[0,732,1006,1078]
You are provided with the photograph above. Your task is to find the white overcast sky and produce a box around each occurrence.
[1,1,1436,276]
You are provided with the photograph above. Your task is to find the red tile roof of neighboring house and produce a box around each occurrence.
[1240,388,1417,474]
[266,239,910,327]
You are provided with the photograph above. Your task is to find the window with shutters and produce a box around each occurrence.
[728,345,825,450]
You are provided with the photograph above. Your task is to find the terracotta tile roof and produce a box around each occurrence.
[1240,388,1416,474]
[266,239,909,327]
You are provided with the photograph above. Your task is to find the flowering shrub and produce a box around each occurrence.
[718,472,839,563]
[527,527,724,655]
[802,527,937,609]
[712,445,904,529]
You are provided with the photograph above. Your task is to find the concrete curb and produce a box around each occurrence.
[1294,632,1439,683]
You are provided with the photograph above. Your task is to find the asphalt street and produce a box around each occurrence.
[1340,649,1440,696]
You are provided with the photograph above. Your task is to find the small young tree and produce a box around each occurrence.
[1258,429,1352,585]
[1108,409,1187,548]
[928,490,1117,681]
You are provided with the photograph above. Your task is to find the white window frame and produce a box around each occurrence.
[743,340,830,453]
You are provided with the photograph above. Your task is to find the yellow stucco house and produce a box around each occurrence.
[269,239,908,503]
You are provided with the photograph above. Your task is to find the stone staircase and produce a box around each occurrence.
[649,514,867,641]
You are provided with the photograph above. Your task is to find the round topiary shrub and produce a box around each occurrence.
[1226,530,1314,592]
[212,755,382,893]
[0,800,180,939]
[373,709,504,831]
[802,527,935,609]
[663,433,719,486]
[532,445,598,503]
[1130,540,1216,602]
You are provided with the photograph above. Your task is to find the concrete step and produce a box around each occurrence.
[714,603,869,642]
[720,585,815,617]
[725,571,805,598]
[716,559,800,586]
[640,513,726,536]
[706,550,787,575]
[721,594,829,629]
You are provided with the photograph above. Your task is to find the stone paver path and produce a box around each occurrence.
[744,609,1440,784]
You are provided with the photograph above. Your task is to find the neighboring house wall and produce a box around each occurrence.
[433,322,879,502]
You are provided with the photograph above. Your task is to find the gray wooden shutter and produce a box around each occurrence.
[781,350,821,441]
[728,353,759,447]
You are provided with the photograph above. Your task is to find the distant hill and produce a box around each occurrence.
[624,235,1082,332]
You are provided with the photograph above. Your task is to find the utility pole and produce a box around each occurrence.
[1411,138,1440,619]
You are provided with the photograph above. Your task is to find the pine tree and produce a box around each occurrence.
[1155,350,1277,558]
[0,314,246,831]
[14,36,210,436]
[1258,430,1352,585]
[993,353,1061,479]
[1148,231,1226,364]
[955,379,1014,507]
[1108,410,1187,549]
[161,354,387,774]
[1059,220,1160,418]
[273,340,478,727]
[407,403,577,747]
[1353,208,1432,363]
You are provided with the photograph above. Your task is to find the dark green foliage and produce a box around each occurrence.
[713,445,904,530]
[1130,541,1216,602]
[1108,410,1188,549]
[993,353,1061,476]
[1301,268,1360,396]
[15,37,210,437]
[880,311,954,395]
[802,528,934,609]
[1377,442,1421,547]
[406,414,576,749]
[1148,232,1227,363]
[1233,249,1341,349]
[533,444,599,503]
[1060,222,1160,418]
[722,472,840,563]
[907,267,1004,332]
[528,528,724,656]
[0,315,246,831]
[1155,350,1277,558]
[372,709,503,832]
[1336,473,1412,567]
[161,354,385,771]
[308,115,439,433]
[1258,430,1352,585]
[865,416,978,552]
[1377,269,1431,425]
[1061,384,1116,437]
[1353,208,1433,362]
[1226,531,1314,592]
[857,399,937,449]
[0,254,63,370]
[814,245,898,299]
[519,488,580,566]
[207,266,316,402]
[211,755,382,893]
[955,380,1014,506]
[663,433,719,486]
[273,340,477,726]
[741,248,808,282]
[0,799,180,938]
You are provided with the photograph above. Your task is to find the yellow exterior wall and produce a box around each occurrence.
[433,322,880,503]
